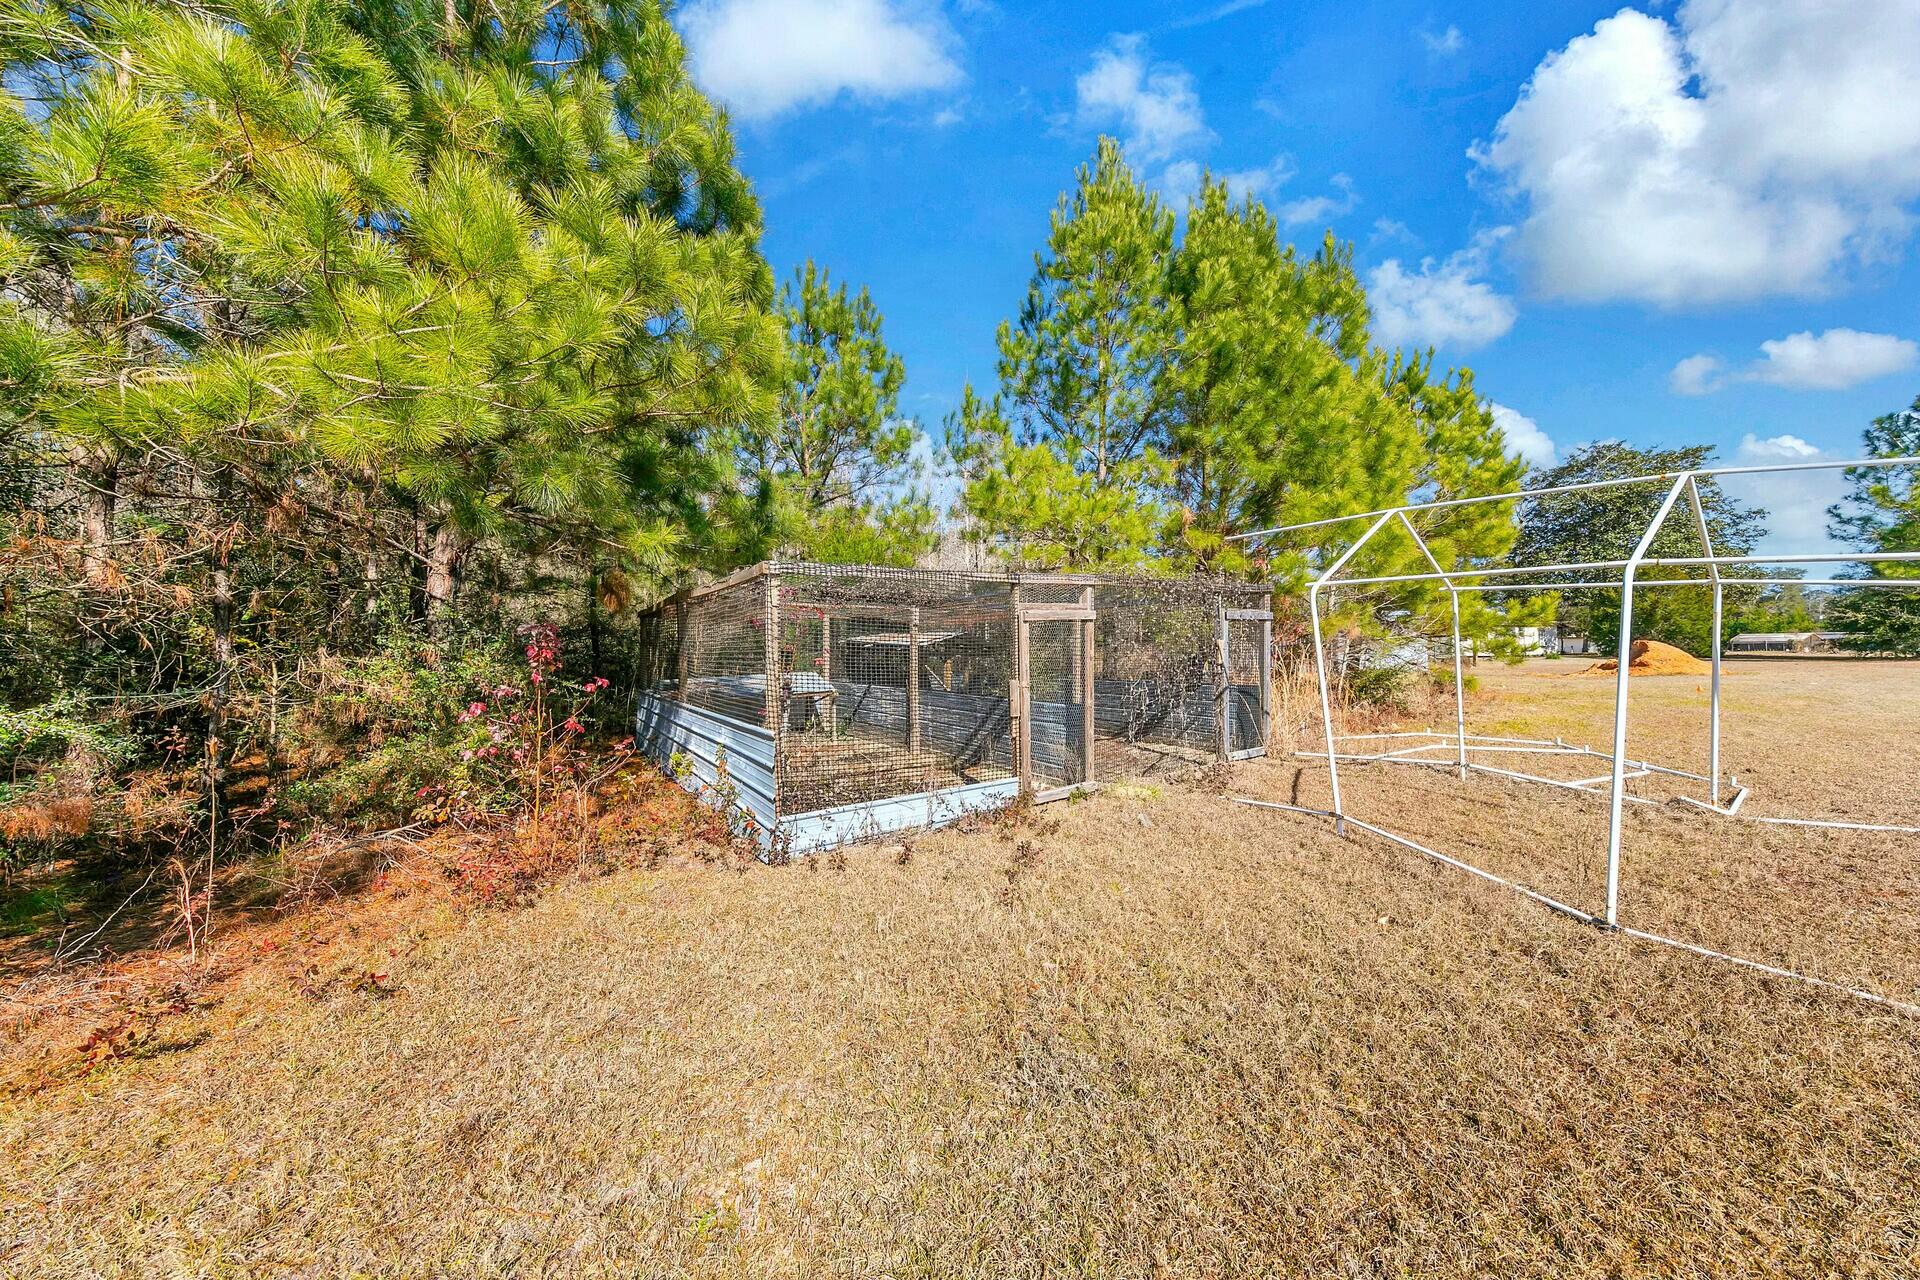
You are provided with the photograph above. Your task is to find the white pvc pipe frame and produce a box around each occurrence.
[1233,455,1920,1013]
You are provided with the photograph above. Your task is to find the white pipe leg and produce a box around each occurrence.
[1450,589,1467,781]
[1709,580,1724,807]
[1309,585,1344,834]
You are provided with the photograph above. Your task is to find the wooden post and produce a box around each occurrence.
[1079,585,1095,784]
[1216,609,1231,761]
[763,573,780,731]
[1258,588,1275,752]
[1010,581,1027,796]
[907,606,922,754]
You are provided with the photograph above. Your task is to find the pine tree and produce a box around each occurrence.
[0,0,780,857]
[0,0,781,624]
[1826,395,1920,655]
[1514,442,1768,653]
[1162,189,1419,575]
[739,261,933,566]
[947,138,1176,568]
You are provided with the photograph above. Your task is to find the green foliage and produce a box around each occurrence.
[0,0,780,868]
[740,261,934,565]
[0,699,136,807]
[950,145,1538,650]
[947,138,1178,568]
[1826,395,1920,655]
[279,629,526,828]
[1516,442,1769,654]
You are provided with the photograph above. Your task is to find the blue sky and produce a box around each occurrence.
[673,0,1920,553]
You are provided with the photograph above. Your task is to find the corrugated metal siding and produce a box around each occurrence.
[635,693,777,844]
[781,778,1020,854]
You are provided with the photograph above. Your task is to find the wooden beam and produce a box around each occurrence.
[1018,604,1095,623]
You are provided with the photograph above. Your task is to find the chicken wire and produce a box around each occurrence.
[634,562,1272,820]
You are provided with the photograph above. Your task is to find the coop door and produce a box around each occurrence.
[1221,609,1272,758]
[1017,606,1095,801]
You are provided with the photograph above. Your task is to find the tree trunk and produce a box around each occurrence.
[78,454,118,590]
[423,524,466,628]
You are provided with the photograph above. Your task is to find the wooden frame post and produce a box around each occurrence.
[1216,608,1231,761]
[907,605,922,754]
[1010,582,1029,798]
[1259,587,1275,751]
[1079,585,1095,785]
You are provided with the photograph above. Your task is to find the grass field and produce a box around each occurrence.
[2,659,1917,1276]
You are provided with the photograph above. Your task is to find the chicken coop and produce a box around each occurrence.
[633,561,1273,854]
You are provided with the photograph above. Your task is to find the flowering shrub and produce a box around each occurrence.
[415,623,631,829]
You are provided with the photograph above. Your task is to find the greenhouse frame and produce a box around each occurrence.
[633,561,1273,854]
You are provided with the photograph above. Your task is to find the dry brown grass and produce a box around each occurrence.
[2,661,1918,1276]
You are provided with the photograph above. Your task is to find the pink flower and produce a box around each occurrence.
[562,717,583,734]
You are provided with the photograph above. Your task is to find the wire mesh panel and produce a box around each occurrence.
[633,562,1272,825]
[680,578,770,725]
[772,564,1017,815]
[1227,616,1267,754]
[1022,615,1090,794]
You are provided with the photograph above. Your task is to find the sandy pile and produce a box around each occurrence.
[1583,638,1713,676]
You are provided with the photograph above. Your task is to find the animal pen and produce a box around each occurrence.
[633,562,1273,853]
[1229,453,1920,1014]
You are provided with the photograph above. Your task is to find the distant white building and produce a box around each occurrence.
[1728,631,1848,654]
[1510,625,1560,656]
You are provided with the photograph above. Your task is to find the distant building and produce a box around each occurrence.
[1510,625,1559,656]
[1728,631,1849,654]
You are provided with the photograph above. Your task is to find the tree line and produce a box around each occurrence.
[2,0,1914,880]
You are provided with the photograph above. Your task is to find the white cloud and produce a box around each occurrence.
[1217,154,1295,202]
[1421,24,1465,56]
[1075,34,1210,163]
[1372,217,1415,244]
[1722,433,1848,554]
[1749,328,1919,391]
[1473,0,1920,305]
[1367,232,1517,352]
[1672,328,1917,395]
[1669,354,1726,396]
[1490,403,1555,469]
[679,0,961,121]
[1171,0,1275,30]
[1276,173,1358,228]
[1158,159,1204,203]
[930,103,965,128]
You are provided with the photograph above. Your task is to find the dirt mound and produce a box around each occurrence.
[1583,638,1713,676]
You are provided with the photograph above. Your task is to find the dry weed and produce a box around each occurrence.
[1,660,1916,1277]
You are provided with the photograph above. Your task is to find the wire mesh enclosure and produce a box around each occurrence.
[634,561,1272,852]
